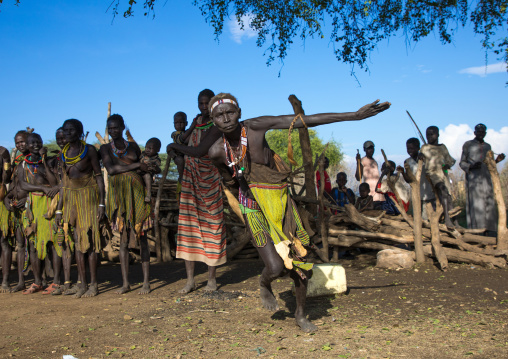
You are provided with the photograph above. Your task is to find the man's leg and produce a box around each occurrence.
[12,227,25,292]
[138,233,151,294]
[256,241,285,312]
[115,228,131,294]
[179,260,195,294]
[0,235,12,292]
[50,243,62,286]
[74,248,87,298]
[289,269,317,333]
[204,265,217,292]
[61,242,72,291]
[22,239,42,294]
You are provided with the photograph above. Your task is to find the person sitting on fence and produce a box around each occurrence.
[138,137,162,203]
[375,160,410,215]
[330,172,355,213]
[355,183,374,212]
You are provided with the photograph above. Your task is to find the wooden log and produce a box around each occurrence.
[343,204,381,232]
[328,235,365,247]
[353,241,411,252]
[404,158,425,262]
[227,231,252,260]
[160,226,173,262]
[288,94,317,215]
[293,195,344,212]
[328,228,413,244]
[426,201,448,270]
[422,245,506,268]
[484,150,508,250]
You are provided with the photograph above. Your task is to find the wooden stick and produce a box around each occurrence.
[356,149,362,182]
[328,228,413,244]
[154,157,171,262]
[484,150,508,250]
[288,94,317,215]
[426,201,448,270]
[317,151,329,261]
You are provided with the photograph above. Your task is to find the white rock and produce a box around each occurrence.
[376,249,415,269]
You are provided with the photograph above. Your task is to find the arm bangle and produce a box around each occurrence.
[98,204,105,207]
[55,210,63,214]
[3,162,10,171]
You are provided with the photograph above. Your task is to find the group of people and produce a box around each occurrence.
[0,88,390,332]
[320,124,505,235]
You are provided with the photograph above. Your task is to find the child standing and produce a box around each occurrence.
[330,172,355,211]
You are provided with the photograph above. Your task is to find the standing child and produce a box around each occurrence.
[138,138,162,203]
[419,126,456,228]
[170,112,189,183]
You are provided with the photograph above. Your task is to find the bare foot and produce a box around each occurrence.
[203,279,217,292]
[82,283,98,298]
[74,285,87,299]
[63,284,79,296]
[1,283,11,293]
[115,285,131,294]
[138,283,151,295]
[296,316,318,333]
[260,284,279,311]
[178,281,196,294]
[11,282,25,293]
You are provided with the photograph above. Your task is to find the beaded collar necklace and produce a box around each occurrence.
[24,154,43,174]
[62,140,88,165]
[223,125,247,176]
[111,139,129,158]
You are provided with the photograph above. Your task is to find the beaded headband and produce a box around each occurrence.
[210,99,238,112]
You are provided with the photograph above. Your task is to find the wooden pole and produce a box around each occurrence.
[288,95,317,215]
[426,201,448,270]
[155,157,171,262]
[318,154,329,261]
[404,159,425,262]
[484,150,508,250]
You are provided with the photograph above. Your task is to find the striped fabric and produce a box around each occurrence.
[107,171,152,238]
[62,172,102,253]
[176,125,226,266]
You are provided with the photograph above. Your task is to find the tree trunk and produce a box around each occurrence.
[484,150,508,250]
[422,245,506,268]
[154,158,171,262]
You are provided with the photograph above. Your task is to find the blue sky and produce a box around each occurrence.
[1,1,507,170]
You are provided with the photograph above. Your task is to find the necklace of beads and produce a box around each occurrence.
[110,139,129,158]
[24,155,43,174]
[62,140,88,165]
[14,153,25,166]
[196,120,214,130]
[223,125,247,176]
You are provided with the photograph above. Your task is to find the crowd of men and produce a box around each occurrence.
[0,90,503,332]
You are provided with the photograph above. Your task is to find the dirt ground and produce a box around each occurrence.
[0,254,507,359]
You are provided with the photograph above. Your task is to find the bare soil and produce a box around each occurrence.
[0,254,507,359]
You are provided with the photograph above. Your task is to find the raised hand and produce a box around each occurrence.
[356,100,391,120]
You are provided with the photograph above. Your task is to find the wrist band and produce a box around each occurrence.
[99,204,105,207]
[55,210,63,214]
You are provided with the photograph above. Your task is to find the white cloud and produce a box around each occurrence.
[440,124,508,166]
[228,15,257,44]
[458,62,507,77]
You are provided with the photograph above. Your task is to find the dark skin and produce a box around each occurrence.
[419,128,455,228]
[141,141,161,203]
[172,113,189,181]
[397,142,419,183]
[99,118,151,295]
[0,146,12,292]
[336,173,355,205]
[55,122,105,298]
[167,95,222,294]
[355,145,375,181]
[17,135,59,292]
[469,128,505,170]
[46,129,76,295]
[3,133,30,292]
[169,97,390,332]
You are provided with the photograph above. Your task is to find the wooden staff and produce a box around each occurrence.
[154,157,171,262]
[356,149,362,182]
